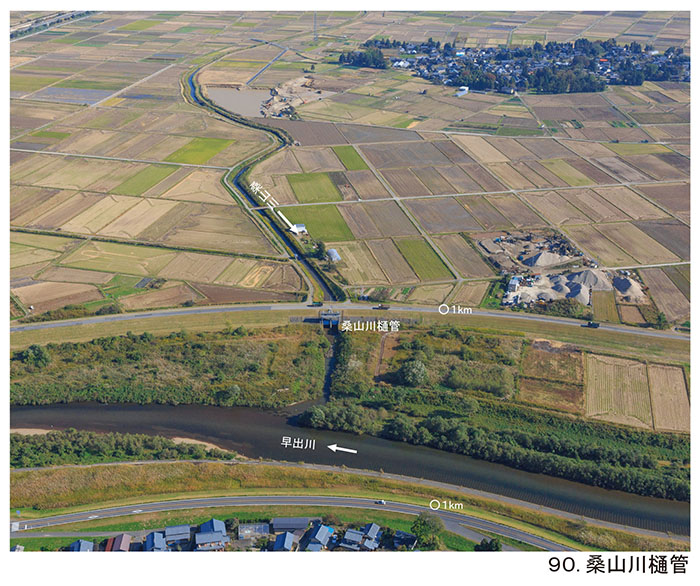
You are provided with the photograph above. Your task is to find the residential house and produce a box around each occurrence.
[144,532,167,552]
[273,531,296,552]
[105,533,131,552]
[68,539,94,552]
[238,523,270,540]
[271,517,310,533]
[393,531,418,550]
[164,524,191,548]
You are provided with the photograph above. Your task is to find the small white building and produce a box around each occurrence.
[327,249,341,263]
[290,224,307,235]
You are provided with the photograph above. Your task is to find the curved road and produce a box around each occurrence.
[10,301,688,340]
[9,495,574,552]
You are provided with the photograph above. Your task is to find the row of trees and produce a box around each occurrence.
[338,48,387,69]
[10,429,234,468]
[301,405,688,501]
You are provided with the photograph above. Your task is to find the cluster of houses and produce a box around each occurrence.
[59,518,231,552]
[390,40,689,89]
[55,517,418,552]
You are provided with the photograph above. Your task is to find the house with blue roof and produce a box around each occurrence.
[144,531,167,552]
[309,524,334,547]
[164,524,191,548]
[199,518,226,535]
[194,531,230,551]
[68,539,94,552]
[273,531,295,552]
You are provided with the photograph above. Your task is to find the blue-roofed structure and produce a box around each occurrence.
[194,531,230,551]
[199,518,226,535]
[360,523,382,550]
[393,530,418,551]
[271,517,310,533]
[362,523,380,540]
[309,525,334,547]
[339,529,363,551]
[273,532,295,552]
[144,532,167,552]
[164,524,190,546]
[305,543,323,552]
[68,539,94,552]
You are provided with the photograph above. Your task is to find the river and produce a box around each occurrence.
[11,403,689,536]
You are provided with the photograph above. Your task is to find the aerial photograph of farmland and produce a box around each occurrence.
[8,8,691,568]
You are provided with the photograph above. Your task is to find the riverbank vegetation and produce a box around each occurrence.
[11,429,236,468]
[300,328,689,501]
[10,462,687,552]
[10,325,327,409]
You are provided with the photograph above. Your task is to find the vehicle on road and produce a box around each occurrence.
[375,500,386,505]
[374,304,390,310]
[584,321,600,328]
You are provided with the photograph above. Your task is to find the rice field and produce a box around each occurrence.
[331,145,369,171]
[283,205,354,242]
[287,172,342,203]
[164,138,233,165]
[585,354,653,429]
[395,238,453,281]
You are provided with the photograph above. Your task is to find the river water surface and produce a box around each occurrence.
[11,403,689,535]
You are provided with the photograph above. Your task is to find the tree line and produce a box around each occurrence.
[11,429,235,468]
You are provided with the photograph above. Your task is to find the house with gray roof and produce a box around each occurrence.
[273,531,295,552]
[68,539,94,552]
[144,532,167,552]
[199,518,226,535]
[393,530,418,550]
[194,531,230,551]
[164,524,191,547]
[271,517,310,533]
[339,529,363,551]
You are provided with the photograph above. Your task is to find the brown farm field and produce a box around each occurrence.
[585,354,653,429]
[433,234,493,278]
[404,198,482,233]
[518,378,584,415]
[639,268,690,323]
[647,365,690,433]
[11,281,103,314]
[563,225,637,266]
[521,340,584,384]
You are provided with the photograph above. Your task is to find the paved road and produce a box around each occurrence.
[10,495,574,551]
[10,301,689,341]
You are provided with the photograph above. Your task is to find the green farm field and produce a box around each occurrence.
[283,204,354,241]
[287,172,343,203]
[592,290,620,323]
[395,238,453,281]
[111,165,178,196]
[165,138,233,165]
[332,145,369,171]
[539,159,592,186]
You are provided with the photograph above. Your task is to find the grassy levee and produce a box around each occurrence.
[11,309,689,364]
[10,462,687,552]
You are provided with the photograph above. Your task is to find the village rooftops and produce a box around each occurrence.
[271,517,310,533]
[164,524,191,544]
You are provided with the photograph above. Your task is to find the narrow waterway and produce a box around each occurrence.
[11,403,689,536]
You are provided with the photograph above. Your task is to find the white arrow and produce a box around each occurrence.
[327,443,357,454]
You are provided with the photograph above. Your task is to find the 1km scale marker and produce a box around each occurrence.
[327,443,357,454]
